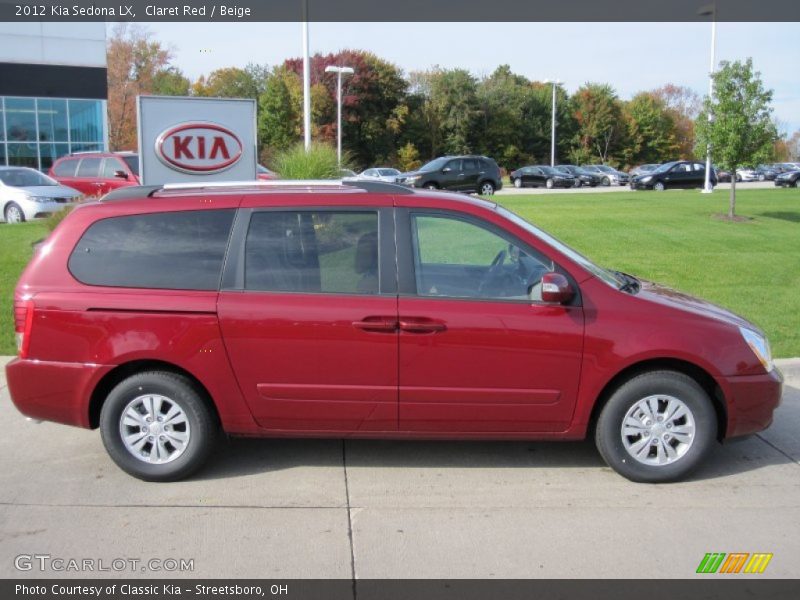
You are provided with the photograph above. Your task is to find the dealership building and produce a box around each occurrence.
[0,22,108,171]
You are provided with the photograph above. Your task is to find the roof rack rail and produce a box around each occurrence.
[101,179,414,202]
[159,179,414,194]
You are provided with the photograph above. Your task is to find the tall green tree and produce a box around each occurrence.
[151,66,191,96]
[192,66,264,99]
[569,83,626,166]
[695,58,777,218]
[258,67,301,157]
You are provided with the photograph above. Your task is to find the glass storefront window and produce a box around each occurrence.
[5,98,37,142]
[0,96,105,170]
[37,98,69,142]
[69,99,103,143]
[6,142,38,168]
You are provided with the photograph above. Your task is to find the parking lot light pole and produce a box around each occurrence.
[544,79,561,167]
[325,65,355,169]
[699,4,716,193]
[302,0,311,151]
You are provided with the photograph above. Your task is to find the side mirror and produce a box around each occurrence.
[114,170,129,179]
[540,272,574,305]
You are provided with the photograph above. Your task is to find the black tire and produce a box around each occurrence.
[654,181,666,192]
[601,176,610,186]
[100,371,217,482]
[478,181,495,195]
[513,178,522,189]
[595,370,717,483]
[424,182,438,190]
[758,174,766,182]
[794,179,800,188]
[545,178,554,189]
[573,179,582,188]
[4,202,25,224]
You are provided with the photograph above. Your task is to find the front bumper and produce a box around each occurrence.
[5,358,113,429]
[630,181,654,190]
[722,367,783,438]
[22,200,74,220]
[774,179,794,187]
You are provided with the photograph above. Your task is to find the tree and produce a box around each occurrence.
[786,130,800,161]
[623,93,679,165]
[695,58,778,219]
[192,66,263,99]
[569,83,626,166]
[397,141,421,172]
[651,84,701,158]
[258,67,301,156]
[152,67,191,96]
[106,24,175,150]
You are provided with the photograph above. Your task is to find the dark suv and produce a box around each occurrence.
[398,156,502,195]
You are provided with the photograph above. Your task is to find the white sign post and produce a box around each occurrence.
[137,96,257,185]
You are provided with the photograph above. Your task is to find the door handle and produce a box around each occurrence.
[399,319,447,333]
[352,318,398,332]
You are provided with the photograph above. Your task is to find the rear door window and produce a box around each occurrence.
[69,210,235,290]
[244,211,380,295]
[101,158,127,178]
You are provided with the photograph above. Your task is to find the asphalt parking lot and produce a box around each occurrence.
[496,180,777,195]
[1,357,798,579]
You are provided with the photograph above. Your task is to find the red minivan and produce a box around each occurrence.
[49,152,140,197]
[5,181,782,482]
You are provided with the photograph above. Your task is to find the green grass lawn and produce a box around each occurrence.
[0,220,49,356]
[496,188,800,357]
[0,187,798,357]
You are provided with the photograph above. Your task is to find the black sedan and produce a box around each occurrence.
[774,170,800,188]
[755,164,781,181]
[630,160,716,191]
[554,165,602,187]
[510,165,575,189]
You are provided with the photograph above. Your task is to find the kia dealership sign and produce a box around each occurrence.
[138,96,256,185]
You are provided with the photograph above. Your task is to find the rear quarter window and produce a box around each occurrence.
[68,210,235,290]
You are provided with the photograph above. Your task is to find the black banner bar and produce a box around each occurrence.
[1,0,800,22]
[4,580,800,600]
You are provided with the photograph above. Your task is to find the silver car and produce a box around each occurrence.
[359,167,402,182]
[0,167,81,224]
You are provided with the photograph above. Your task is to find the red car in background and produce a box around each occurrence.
[49,152,140,197]
[5,180,781,483]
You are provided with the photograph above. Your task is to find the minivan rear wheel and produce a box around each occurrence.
[595,371,716,483]
[100,371,217,482]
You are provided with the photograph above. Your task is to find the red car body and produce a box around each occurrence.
[5,184,781,459]
[49,152,140,197]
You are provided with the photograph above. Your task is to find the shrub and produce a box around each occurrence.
[45,205,75,232]
[397,142,422,172]
[269,142,351,179]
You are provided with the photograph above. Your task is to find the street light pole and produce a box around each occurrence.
[700,4,717,193]
[544,79,561,167]
[324,65,354,169]
[301,0,311,151]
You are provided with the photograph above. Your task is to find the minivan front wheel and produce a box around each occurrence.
[479,181,495,195]
[595,371,716,483]
[100,371,217,481]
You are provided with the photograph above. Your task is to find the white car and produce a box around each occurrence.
[735,168,758,182]
[359,167,402,182]
[0,167,82,224]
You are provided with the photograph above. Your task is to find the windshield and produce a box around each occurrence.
[497,206,625,289]
[419,157,449,172]
[122,155,139,176]
[540,166,559,175]
[378,168,400,176]
[597,165,616,173]
[653,161,678,174]
[0,168,57,187]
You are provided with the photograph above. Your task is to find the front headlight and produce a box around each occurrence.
[739,327,773,372]
[406,175,420,183]
[24,194,41,203]
[640,176,653,183]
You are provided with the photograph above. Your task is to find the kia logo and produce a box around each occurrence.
[155,122,243,174]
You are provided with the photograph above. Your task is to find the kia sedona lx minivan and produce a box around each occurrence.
[6,180,782,482]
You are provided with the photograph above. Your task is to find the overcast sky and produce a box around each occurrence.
[141,22,800,133]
